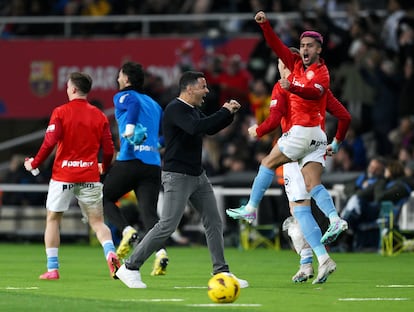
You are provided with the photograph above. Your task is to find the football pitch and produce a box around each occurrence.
[0,243,412,312]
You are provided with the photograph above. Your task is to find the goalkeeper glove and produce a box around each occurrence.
[330,138,341,154]
[125,123,147,146]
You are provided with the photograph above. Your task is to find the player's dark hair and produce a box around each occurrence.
[179,71,205,92]
[120,61,145,92]
[70,72,92,95]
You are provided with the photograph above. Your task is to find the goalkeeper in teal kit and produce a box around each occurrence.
[102,61,168,276]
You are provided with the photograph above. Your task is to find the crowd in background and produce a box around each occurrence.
[0,0,392,37]
[1,0,414,181]
[1,1,414,249]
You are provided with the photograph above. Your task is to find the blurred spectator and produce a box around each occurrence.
[143,72,171,109]
[241,0,270,33]
[178,0,213,32]
[340,122,367,171]
[404,159,414,177]
[175,40,195,72]
[399,56,414,117]
[25,0,54,35]
[397,145,414,165]
[339,156,387,250]
[2,0,30,37]
[217,54,252,116]
[202,136,222,176]
[381,0,407,55]
[200,52,225,115]
[111,0,142,34]
[77,0,112,35]
[332,32,376,133]
[342,156,387,201]
[248,78,271,124]
[359,47,400,156]
[247,31,277,83]
[388,115,414,156]
[138,0,177,33]
[341,159,414,250]
[397,18,414,117]
[80,0,111,16]
[373,158,414,209]
[310,3,357,71]
[330,144,355,172]
[3,1,414,184]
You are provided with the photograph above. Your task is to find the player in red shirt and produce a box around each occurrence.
[248,53,350,283]
[24,72,119,280]
[227,11,348,251]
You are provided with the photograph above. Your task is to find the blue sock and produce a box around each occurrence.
[310,184,338,220]
[293,206,327,258]
[47,256,59,270]
[102,240,116,258]
[248,165,275,208]
[300,248,313,265]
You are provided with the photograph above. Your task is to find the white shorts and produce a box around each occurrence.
[46,179,103,216]
[277,125,327,167]
[283,162,311,202]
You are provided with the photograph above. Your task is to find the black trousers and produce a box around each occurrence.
[103,159,161,238]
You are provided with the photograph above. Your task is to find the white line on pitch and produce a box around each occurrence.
[4,287,39,290]
[174,286,207,289]
[188,304,262,307]
[376,285,414,288]
[338,298,409,301]
[120,299,184,302]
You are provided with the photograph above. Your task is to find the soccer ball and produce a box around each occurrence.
[207,272,240,303]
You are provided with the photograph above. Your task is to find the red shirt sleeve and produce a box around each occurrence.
[326,89,351,142]
[31,115,62,169]
[101,122,114,173]
[256,83,287,137]
[259,20,298,71]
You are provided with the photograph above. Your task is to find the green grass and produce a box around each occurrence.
[0,243,413,312]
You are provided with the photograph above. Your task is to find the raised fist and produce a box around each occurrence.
[255,11,267,24]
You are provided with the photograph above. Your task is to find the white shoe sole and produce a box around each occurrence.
[116,264,147,288]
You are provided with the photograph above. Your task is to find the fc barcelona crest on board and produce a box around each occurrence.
[30,61,54,97]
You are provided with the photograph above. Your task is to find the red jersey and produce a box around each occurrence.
[31,99,114,183]
[256,86,350,142]
[256,82,288,138]
[259,20,330,127]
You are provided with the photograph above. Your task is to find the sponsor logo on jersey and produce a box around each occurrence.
[61,160,94,168]
[292,78,304,88]
[133,144,158,152]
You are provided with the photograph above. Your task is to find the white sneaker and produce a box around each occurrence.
[292,263,314,283]
[229,273,249,288]
[116,264,147,288]
[312,258,336,284]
